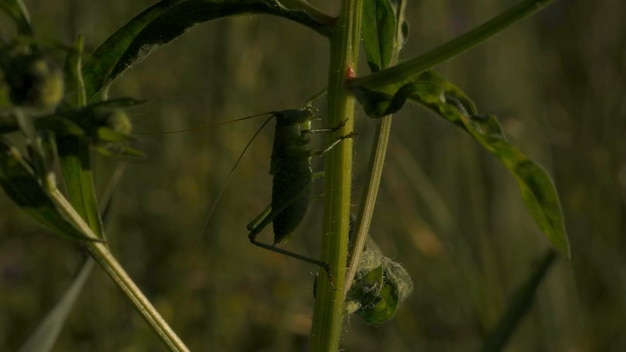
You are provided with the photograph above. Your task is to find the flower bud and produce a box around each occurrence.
[4,53,64,108]
[98,109,132,135]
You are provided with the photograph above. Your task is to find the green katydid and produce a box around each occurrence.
[246,107,355,275]
[160,104,354,275]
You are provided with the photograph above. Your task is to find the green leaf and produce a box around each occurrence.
[0,0,33,35]
[59,98,143,139]
[383,258,413,302]
[58,40,105,239]
[0,138,93,241]
[96,127,135,143]
[82,0,332,99]
[362,0,407,72]
[84,97,146,110]
[94,145,145,159]
[362,0,395,72]
[34,116,86,137]
[512,161,569,256]
[0,100,141,139]
[63,35,87,108]
[355,266,399,324]
[351,70,570,256]
[19,260,94,352]
[0,98,143,157]
[345,238,413,324]
[350,0,555,93]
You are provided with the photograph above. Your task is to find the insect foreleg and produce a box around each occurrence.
[310,131,356,157]
[307,118,349,134]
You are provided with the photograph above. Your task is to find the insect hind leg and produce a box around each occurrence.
[247,207,333,283]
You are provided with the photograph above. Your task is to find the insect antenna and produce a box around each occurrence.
[200,115,274,233]
[141,110,279,240]
[156,112,272,135]
[305,89,327,107]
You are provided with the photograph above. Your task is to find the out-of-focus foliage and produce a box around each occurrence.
[0,0,624,351]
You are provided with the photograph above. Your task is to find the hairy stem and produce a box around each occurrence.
[309,0,362,350]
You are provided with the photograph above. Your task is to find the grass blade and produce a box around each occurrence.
[18,260,94,352]
[0,0,33,35]
[482,250,557,352]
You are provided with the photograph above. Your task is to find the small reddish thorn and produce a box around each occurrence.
[346,66,356,80]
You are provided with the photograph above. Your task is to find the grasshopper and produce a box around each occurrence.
[159,105,353,274]
[244,106,353,274]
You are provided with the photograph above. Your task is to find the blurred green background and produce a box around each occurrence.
[1,0,625,351]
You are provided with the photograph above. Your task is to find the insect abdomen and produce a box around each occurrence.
[270,147,312,244]
[272,187,310,244]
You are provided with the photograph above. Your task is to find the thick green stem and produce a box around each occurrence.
[309,0,362,350]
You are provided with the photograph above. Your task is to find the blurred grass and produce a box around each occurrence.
[1,0,624,351]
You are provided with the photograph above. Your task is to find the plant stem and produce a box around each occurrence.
[277,0,334,27]
[344,116,392,296]
[309,0,362,350]
[49,188,189,352]
[349,0,555,89]
[344,1,406,294]
[58,32,187,351]
[85,243,189,352]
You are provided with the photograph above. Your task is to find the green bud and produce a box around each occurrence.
[97,109,132,135]
[4,53,64,108]
[345,239,413,324]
